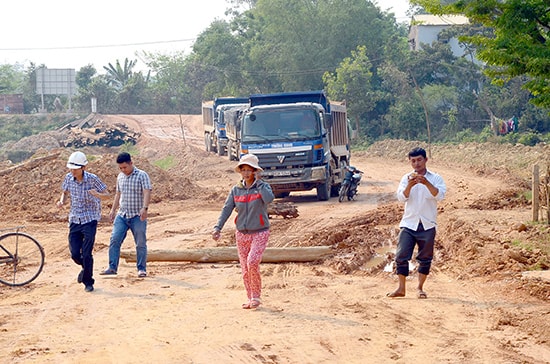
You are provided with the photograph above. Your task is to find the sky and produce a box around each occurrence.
[0,0,412,73]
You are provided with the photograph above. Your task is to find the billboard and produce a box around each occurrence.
[35,68,76,96]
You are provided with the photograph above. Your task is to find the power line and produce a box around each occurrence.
[0,38,196,51]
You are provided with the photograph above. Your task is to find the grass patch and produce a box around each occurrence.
[512,222,550,270]
[120,142,139,156]
[523,190,532,202]
[153,155,176,170]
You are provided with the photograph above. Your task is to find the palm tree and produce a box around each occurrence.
[103,58,137,89]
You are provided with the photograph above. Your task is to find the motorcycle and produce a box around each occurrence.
[338,166,363,202]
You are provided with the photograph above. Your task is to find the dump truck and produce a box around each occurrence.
[226,90,351,201]
[223,103,249,161]
[202,97,248,155]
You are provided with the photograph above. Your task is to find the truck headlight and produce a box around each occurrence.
[311,166,326,180]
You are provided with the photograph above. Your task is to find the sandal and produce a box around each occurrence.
[242,301,251,309]
[249,298,261,308]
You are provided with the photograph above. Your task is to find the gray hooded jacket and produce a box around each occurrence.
[214,179,274,234]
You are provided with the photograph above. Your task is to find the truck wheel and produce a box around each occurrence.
[331,184,340,197]
[217,141,225,156]
[227,141,234,161]
[316,175,331,201]
[205,134,212,152]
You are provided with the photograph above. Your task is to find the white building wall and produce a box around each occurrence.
[416,25,445,49]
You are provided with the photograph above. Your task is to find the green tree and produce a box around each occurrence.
[103,58,139,89]
[384,98,426,140]
[376,62,417,137]
[144,52,195,114]
[101,58,151,113]
[87,75,118,113]
[226,0,403,93]
[22,63,42,114]
[116,72,151,114]
[191,20,248,98]
[412,0,550,108]
[73,65,97,112]
[323,45,379,138]
[0,64,25,93]
[75,64,96,90]
[422,83,459,139]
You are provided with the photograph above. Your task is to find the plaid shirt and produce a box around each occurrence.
[116,166,152,217]
[61,171,107,224]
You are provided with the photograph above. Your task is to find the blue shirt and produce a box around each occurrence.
[116,167,152,218]
[61,171,107,224]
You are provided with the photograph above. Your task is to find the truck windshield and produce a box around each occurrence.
[242,109,321,142]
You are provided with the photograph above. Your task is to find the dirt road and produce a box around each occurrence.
[0,115,548,364]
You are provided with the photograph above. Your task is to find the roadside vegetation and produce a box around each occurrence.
[1,0,549,150]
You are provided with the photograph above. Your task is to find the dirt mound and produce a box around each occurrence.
[366,139,545,187]
[0,148,203,222]
[1,118,141,164]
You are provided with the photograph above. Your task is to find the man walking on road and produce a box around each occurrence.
[101,152,152,278]
[387,147,446,299]
[57,151,109,292]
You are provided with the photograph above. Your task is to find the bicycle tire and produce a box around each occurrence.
[0,232,45,286]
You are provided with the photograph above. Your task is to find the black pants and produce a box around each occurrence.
[68,220,97,286]
[395,222,436,277]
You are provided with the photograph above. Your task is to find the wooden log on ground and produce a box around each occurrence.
[121,246,332,263]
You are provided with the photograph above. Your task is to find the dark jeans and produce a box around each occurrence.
[395,223,436,277]
[68,220,97,286]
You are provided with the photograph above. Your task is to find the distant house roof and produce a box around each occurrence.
[411,14,470,26]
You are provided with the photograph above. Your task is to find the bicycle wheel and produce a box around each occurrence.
[0,232,45,286]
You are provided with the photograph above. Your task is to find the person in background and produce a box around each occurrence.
[57,151,109,292]
[387,147,446,299]
[100,152,152,278]
[212,154,275,309]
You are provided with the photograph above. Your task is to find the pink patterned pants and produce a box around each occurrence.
[236,230,270,300]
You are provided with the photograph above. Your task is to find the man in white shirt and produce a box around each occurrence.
[387,147,446,299]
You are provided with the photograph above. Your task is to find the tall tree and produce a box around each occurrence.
[116,73,151,113]
[86,75,118,114]
[0,64,25,93]
[75,64,96,90]
[227,0,403,93]
[191,20,248,98]
[143,52,199,114]
[103,58,139,89]
[412,0,550,109]
[323,45,379,138]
